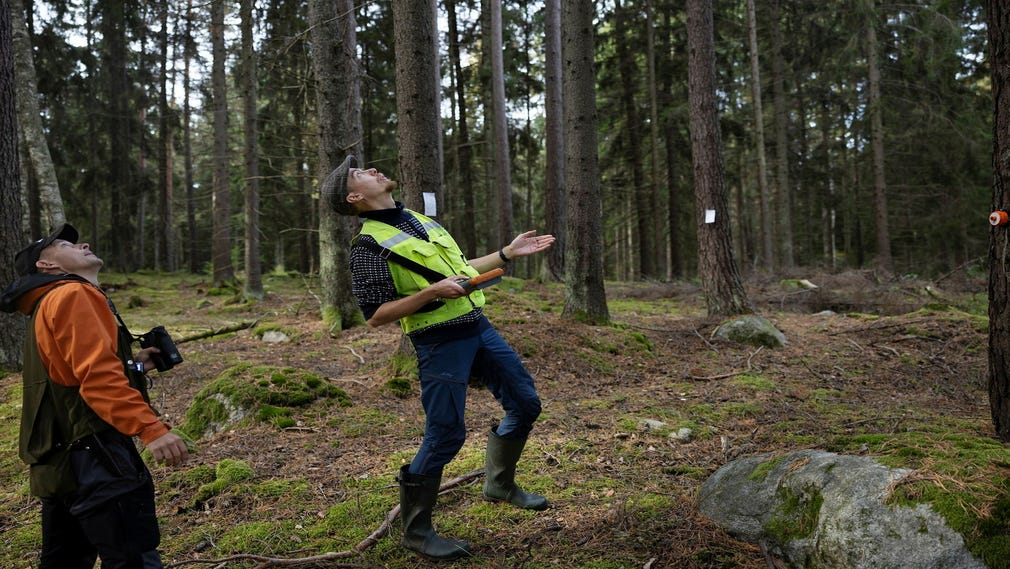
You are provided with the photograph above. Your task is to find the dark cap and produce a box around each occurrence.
[14,224,79,277]
[320,155,358,215]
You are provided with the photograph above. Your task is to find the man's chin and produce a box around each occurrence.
[385,180,398,192]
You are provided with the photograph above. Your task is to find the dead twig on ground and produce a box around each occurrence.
[164,469,486,569]
[344,345,365,364]
[686,347,762,381]
[178,321,258,344]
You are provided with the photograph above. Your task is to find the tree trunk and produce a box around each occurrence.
[241,0,263,298]
[309,0,364,330]
[686,0,749,316]
[103,0,133,270]
[746,0,774,271]
[0,0,24,368]
[544,0,565,281]
[446,0,477,259]
[210,0,233,285]
[987,0,1010,441]
[489,0,514,253]
[865,2,893,273]
[770,0,794,269]
[9,0,63,230]
[561,0,609,325]
[184,0,198,274]
[645,0,664,279]
[392,0,443,214]
[614,0,651,280]
[660,9,684,280]
[158,0,176,271]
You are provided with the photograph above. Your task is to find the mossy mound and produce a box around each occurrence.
[178,363,351,439]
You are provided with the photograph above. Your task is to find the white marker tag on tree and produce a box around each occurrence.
[705,209,716,224]
[423,192,437,216]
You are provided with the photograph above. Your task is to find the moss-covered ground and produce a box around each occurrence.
[0,270,1003,568]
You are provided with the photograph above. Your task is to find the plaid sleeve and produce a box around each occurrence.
[350,235,398,319]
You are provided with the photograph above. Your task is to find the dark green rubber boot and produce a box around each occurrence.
[397,465,472,561]
[483,429,549,511]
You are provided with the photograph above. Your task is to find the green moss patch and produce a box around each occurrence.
[178,363,351,439]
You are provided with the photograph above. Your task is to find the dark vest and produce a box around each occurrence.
[18,281,152,497]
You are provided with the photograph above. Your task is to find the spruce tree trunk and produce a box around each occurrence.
[746,0,774,271]
[489,0,514,253]
[614,0,651,280]
[866,3,893,273]
[686,0,749,317]
[309,0,363,329]
[392,0,443,213]
[1,0,25,369]
[446,0,477,259]
[561,0,609,325]
[770,0,794,269]
[544,0,566,281]
[210,0,233,284]
[241,0,262,298]
[987,0,1010,441]
[158,0,176,271]
[183,0,198,274]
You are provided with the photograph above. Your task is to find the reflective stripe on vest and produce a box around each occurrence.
[357,210,484,334]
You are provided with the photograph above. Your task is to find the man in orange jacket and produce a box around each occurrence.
[1,223,189,569]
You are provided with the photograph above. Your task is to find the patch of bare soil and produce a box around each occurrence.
[137,271,990,568]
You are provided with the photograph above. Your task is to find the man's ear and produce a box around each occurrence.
[346,192,362,205]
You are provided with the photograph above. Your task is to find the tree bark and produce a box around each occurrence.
[561,0,609,325]
[489,0,514,253]
[866,2,893,273]
[1,0,25,368]
[103,0,133,270]
[210,0,233,284]
[241,0,263,298]
[544,0,565,281]
[392,0,443,214]
[770,0,793,269]
[184,0,198,274]
[9,0,63,230]
[686,0,749,316]
[446,0,477,259]
[309,0,364,330]
[158,0,176,271]
[645,0,664,279]
[614,0,651,280]
[746,0,774,271]
[987,0,1010,441]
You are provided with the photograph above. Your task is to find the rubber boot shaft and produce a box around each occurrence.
[397,465,471,560]
[483,429,549,510]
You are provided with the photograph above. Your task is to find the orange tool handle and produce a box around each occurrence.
[468,268,504,287]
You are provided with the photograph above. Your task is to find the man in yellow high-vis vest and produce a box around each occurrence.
[324,155,555,561]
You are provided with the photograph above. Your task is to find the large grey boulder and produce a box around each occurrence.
[696,450,984,569]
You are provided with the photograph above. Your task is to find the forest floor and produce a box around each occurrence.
[0,267,1001,569]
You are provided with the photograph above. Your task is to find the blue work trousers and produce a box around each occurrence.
[408,319,541,477]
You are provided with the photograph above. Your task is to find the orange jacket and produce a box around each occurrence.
[16,280,169,445]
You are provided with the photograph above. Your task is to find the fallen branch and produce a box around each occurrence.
[178,321,259,344]
[686,347,762,381]
[164,468,485,569]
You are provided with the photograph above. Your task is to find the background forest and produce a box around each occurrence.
[6,0,993,286]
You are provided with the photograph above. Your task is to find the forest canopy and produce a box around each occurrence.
[12,0,992,280]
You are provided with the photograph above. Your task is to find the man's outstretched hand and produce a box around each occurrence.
[504,231,556,259]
